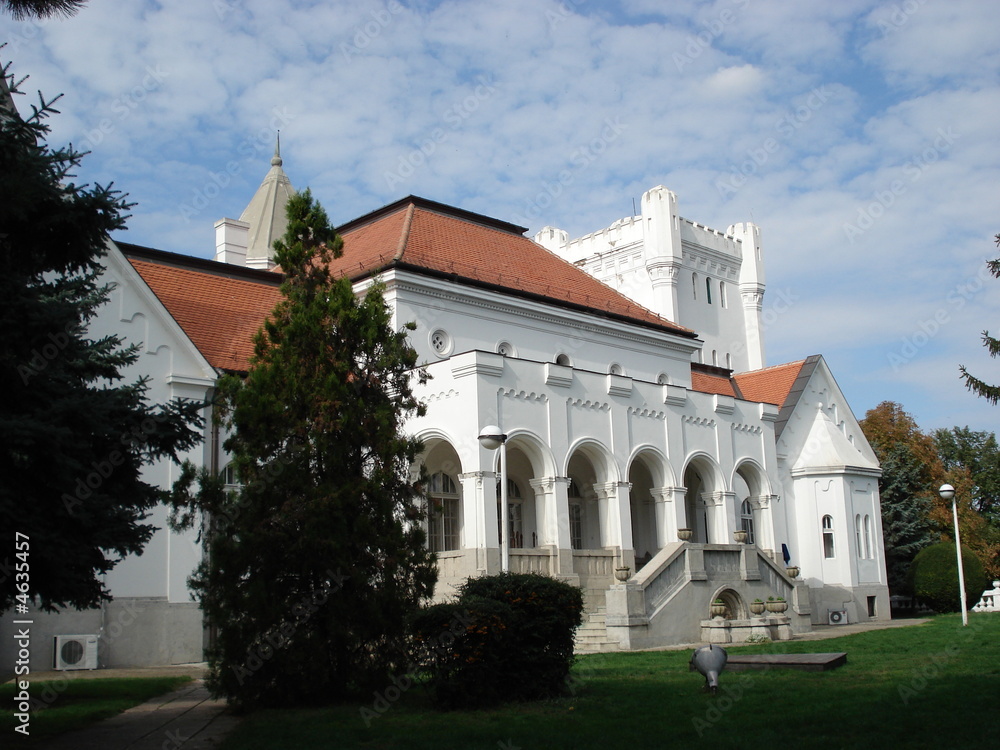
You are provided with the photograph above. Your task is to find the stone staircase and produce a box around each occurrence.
[574,606,621,653]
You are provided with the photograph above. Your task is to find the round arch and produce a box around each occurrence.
[682,453,726,544]
[563,437,620,484]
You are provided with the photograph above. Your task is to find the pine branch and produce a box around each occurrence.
[959,365,1000,405]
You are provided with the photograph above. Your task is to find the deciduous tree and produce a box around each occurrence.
[860,402,937,592]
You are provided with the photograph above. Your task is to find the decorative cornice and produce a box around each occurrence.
[683,415,715,427]
[628,406,666,420]
[426,388,460,402]
[568,397,611,411]
[501,388,548,403]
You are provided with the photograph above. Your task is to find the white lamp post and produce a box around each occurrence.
[479,425,509,573]
[938,484,968,626]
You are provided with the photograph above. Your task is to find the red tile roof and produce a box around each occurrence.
[734,360,807,406]
[330,197,694,338]
[690,370,738,397]
[121,196,696,373]
[124,246,281,372]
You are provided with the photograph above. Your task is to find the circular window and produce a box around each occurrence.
[497,341,515,357]
[430,329,452,356]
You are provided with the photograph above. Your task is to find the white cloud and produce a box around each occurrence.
[1,0,999,433]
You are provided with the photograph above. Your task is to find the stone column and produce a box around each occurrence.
[530,476,574,577]
[460,471,499,574]
[750,494,777,554]
[702,491,736,544]
[594,481,635,570]
[651,486,687,546]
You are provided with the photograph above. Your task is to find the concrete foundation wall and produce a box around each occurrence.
[1,599,204,678]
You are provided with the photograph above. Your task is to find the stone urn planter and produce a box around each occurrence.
[749,599,766,615]
[785,565,800,579]
[733,529,748,544]
[677,528,693,541]
[614,566,631,582]
[765,598,788,614]
[710,600,727,619]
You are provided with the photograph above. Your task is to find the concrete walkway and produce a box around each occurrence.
[27,666,239,750]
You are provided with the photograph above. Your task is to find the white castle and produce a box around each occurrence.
[3,150,889,671]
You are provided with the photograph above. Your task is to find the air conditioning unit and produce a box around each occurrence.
[54,634,98,670]
[828,609,848,626]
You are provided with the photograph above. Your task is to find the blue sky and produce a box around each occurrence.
[3,0,999,434]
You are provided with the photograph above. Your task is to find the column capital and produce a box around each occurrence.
[529,476,571,495]
[593,481,632,500]
[459,471,494,488]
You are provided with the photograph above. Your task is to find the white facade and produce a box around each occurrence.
[2,165,891,672]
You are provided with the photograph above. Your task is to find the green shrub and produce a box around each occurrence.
[409,598,513,709]
[411,573,584,708]
[908,542,987,612]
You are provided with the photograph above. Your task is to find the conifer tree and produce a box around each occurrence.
[170,189,436,709]
[959,234,1000,405]
[0,64,204,612]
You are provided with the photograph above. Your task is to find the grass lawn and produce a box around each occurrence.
[0,675,192,744]
[217,613,1000,750]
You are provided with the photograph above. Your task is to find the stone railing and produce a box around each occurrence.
[605,542,811,650]
[572,549,617,579]
[510,548,556,575]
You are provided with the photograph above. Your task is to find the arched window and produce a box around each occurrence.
[855,514,862,556]
[740,499,755,545]
[725,353,732,369]
[705,277,713,304]
[712,350,718,366]
[822,515,835,559]
[220,463,241,488]
[692,273,698,300]
[863,514,873,559]
[720,281,727,308]
[555,353,571,367]
[428,472,460,552]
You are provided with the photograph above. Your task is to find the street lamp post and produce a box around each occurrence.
[479,425,508,573]
[938,484,968,626]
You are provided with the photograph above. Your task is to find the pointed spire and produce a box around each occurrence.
[240,136,295,270]
[271,132,282,167]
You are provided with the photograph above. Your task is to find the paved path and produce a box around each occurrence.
[32,673,239,750]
